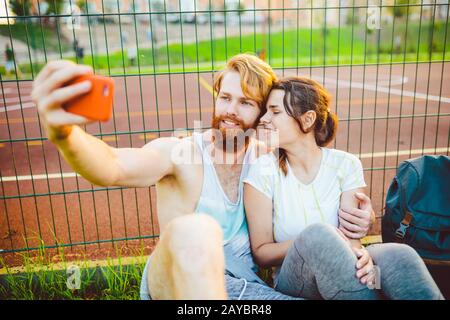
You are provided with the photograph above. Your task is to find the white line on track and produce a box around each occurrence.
[0,102,35,112]
[315,76,450,104]
[1,147,448,183]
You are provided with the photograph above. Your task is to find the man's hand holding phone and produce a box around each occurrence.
[32,60,114,142]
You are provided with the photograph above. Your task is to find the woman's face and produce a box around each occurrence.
[258,89,304,149]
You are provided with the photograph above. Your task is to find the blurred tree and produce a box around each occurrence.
[237,1,245,17]
[45,0,65,15]
[42,0,65,28]
[9,0,31,17]
[221,2,227,19]
[152,0,165,23]
[387,0,419,54]
[388,0,418,19]
[76,0,88,13]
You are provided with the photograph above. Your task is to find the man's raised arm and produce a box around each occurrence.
[32,60,175,188]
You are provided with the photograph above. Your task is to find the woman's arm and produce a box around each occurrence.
[339,188,369,247]
[340,188,376,285]
[244,183,293,269]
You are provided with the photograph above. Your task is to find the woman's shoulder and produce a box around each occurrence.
[323,148,362,166]
[248,152,279,176]
[252,151,278,165]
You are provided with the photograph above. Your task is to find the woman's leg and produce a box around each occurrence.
[366,243,444,300]
[275,223,381,300]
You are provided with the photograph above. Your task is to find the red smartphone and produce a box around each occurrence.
[63,74,115,122]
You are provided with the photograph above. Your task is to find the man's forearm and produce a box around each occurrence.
[52,125,120,187]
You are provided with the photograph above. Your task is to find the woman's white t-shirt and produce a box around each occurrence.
[244,147,366,256]
[244,148,366,281]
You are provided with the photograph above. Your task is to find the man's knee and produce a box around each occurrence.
[165,214,222,247]
[164,214,224,272]
[148,214,226,299]
[150,214,224,275]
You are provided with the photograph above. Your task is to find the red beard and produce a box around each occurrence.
[211,115,255,152]
[212,114,245,129]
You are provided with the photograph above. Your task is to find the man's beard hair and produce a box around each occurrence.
[211,115,257,152]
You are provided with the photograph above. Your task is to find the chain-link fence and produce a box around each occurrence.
[0,0,449,263]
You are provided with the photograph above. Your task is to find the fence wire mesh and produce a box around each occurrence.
[0,0,448,263]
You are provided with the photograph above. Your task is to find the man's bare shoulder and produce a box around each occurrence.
[142,135,194,151]
[142,135,201,166]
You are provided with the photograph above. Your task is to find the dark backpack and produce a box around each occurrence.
[382,155,450,298]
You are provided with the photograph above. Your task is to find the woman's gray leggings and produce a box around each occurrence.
[275,223,444,300]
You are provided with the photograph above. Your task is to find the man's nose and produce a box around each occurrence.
[226,100,238,116]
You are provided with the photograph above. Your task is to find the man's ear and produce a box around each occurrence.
[300,110,317,131]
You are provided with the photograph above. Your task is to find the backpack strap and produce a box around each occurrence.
[422,259,450,266]
[395,210,413,242]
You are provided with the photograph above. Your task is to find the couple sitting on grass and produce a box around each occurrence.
[32,54,443,300]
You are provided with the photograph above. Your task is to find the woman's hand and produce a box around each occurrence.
[336,228,376,286]
[338,192,374,239]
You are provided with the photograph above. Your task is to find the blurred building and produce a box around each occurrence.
[2,0,448,26]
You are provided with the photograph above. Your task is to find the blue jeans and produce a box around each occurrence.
[275,223,444,300]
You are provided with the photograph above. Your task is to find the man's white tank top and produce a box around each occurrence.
[192,132,256,271]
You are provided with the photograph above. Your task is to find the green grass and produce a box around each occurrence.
[0,239,147,300]
[0,20,72,53]
[1,21,448,79]
[83,21,450,71]
[102,21,449,69]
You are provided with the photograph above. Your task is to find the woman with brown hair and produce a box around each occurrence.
[243,77,443,299]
